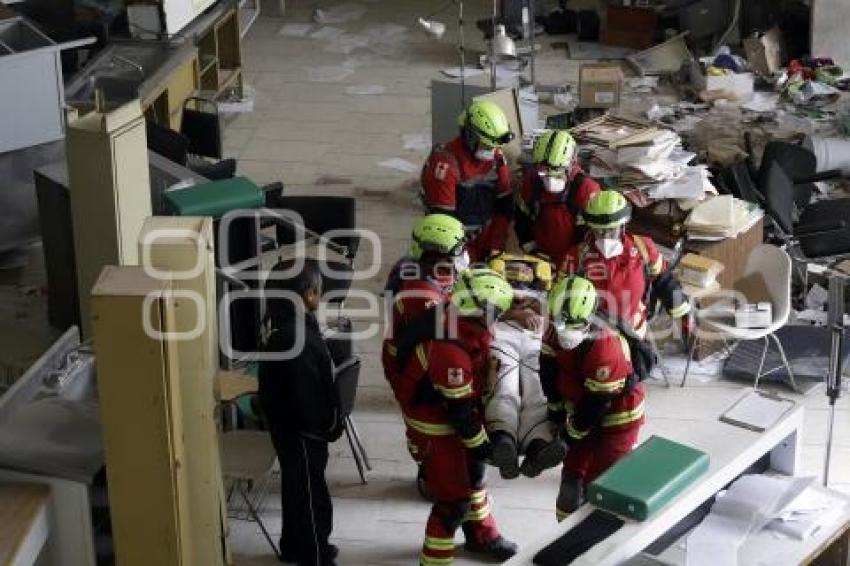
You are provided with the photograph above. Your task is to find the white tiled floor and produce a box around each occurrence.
[226,2,850,564]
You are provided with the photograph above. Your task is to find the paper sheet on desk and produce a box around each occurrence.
[648,166,711,200]
[770,486,846,540]
[686,475,814,566]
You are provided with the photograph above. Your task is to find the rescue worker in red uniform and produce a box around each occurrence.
[421,100,515,261]
[541,276,645,520]
[382,213,468,390]
[561,190,691,341]
[393,269,518,565]
[515,130,601,267]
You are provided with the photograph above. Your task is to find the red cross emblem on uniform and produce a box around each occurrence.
[447,368,464,386]
[434,161,450,181]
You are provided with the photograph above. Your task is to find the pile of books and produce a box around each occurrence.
[684,195,764,241]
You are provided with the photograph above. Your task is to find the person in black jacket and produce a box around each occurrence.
[259,258,343,566]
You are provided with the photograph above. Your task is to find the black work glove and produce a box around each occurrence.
[469,440,493,463]
[547,408,567,426]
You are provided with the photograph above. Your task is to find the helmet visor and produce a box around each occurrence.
[474,126,515,148]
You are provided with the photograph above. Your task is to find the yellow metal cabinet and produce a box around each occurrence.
[67,102,152,337]
[90,266,191,566]
[138,217,228,566]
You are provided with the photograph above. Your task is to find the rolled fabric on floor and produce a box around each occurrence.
[805,136,850,176]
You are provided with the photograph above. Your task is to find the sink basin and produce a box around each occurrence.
[64,42,181,108]
[66,74,143,106]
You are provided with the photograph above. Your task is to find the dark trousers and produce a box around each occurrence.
[270,432,333,566]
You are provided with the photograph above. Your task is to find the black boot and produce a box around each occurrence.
[520,437,567,478]
[490,431,519,479]
[464,535,519,561]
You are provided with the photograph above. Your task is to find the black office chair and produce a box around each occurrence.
[334,357,371,484]
[181,97,225,160]
[717,160,764,205]
[746,134,843,209]
[272,196,360,307]
[145,120,237,181]
[762,163,850,259]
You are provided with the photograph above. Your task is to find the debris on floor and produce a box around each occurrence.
[308,63,356,83]
[346,84,386,96]
[311,3,366,25]
[278,23,314,37]
[377,158,419,174]
[402,130,432,153]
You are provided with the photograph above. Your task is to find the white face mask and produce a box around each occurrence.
[452,250,470,273]
[543,176,567,193]
[556,326,587,350]
[475,148,496,161]
[596,238,624,259]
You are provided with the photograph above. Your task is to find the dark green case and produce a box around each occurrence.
[586,435,710,521]
[165,176,264,217]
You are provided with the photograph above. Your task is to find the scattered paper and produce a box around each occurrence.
[769,486,846,540]
[629,76,659,92]
[742,92,780,113]
[553,91,576,111]
[805,283,828,310]
[649,166,710,200]
[378,158,419,173]
[687,475,814,566]
[313,2,366,24]
[441,66,485,79]
[278,23,314,37]
[346,84,386,95]
[310,26,346,41]
[402,130,432,152]
[308,64,355,83]
[647,104,676,122]
[324,33,371,54]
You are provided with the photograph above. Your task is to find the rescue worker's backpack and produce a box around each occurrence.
[572,316,656,392]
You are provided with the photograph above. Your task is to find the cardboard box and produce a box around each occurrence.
[678,253,725,288]
[691,62,755,101]
[579,64,624,109]
[704,72,755,100]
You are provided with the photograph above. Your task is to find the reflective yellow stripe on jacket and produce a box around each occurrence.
[601,400,645,427]
[434,382,473,399]
[461,427,488,448]
[632,235,663,276]
[668,301,691,318]
[584,377,627,394]
[416,344,429,370]
[404,415,454,436]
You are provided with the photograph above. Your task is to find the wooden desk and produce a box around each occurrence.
[215,370,257,403]
[631,206,764,290]
[505,392,804,565]
[0,482,50,566]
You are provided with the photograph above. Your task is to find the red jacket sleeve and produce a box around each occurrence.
[467,214,511,262]
[421,153,460,211]
[574,172,602,210]
[632,234,665,279]
[559,245,581,275]
[427,341,475,401]
[494,150,512,197]
[580,334,631,397]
